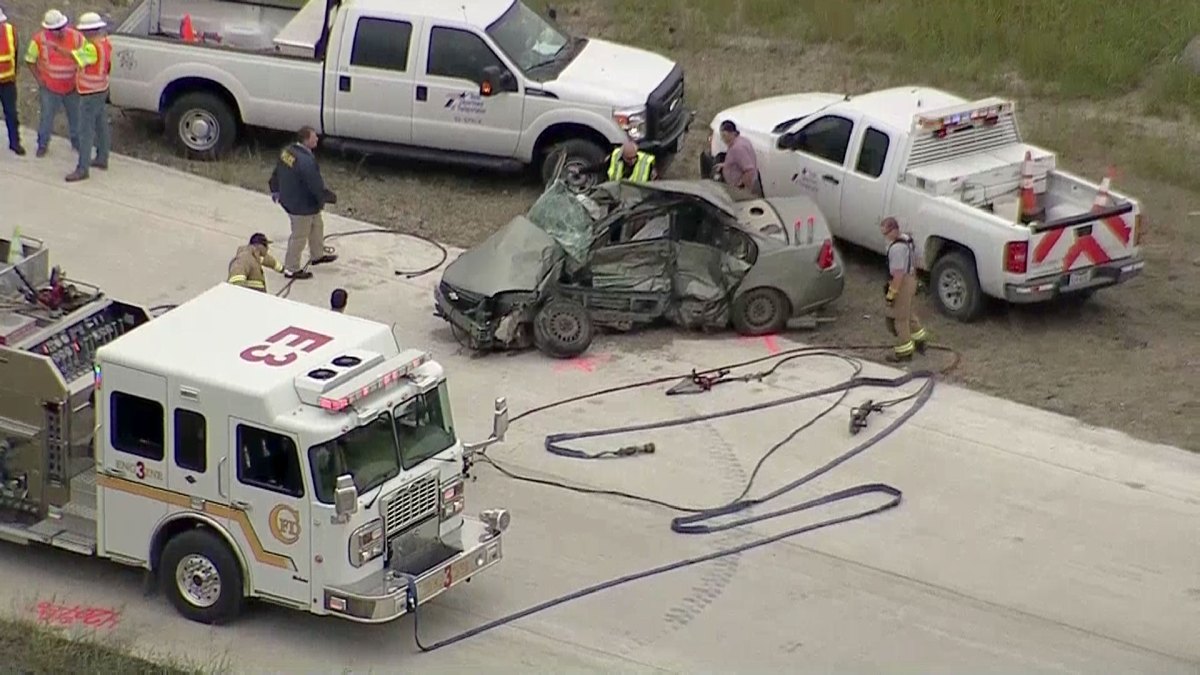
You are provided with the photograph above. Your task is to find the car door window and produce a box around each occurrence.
[350,17,414,72]
[427,26,507,83]
[855,127,890,178]
[237,424,304,498]
[795,115,854,165]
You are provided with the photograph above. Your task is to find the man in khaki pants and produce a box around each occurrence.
[881,216,929,363]
[268,126,338,279]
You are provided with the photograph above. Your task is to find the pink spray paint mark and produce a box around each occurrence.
[552,353,612,373]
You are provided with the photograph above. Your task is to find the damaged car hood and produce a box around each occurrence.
[441,215,564,296]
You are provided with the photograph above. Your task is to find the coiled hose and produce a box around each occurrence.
[405,343,960,652]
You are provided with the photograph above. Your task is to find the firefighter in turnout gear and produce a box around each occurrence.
[881,217,929,362]
[227,232,284,293]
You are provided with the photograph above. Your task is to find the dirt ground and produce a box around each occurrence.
[2,2,1197,451]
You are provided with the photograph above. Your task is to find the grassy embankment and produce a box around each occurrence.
[0,616,210,674]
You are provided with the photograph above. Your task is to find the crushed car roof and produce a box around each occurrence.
[607,179,742,216]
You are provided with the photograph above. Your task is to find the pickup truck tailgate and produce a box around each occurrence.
[1027,198,1140,281]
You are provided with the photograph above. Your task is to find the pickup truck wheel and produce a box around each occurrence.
[165,92,237,160]
[533,298,594,358]
[732,287,790,335]
[160,528,244,625]
[930,251,986,322]
[540,139,607,192]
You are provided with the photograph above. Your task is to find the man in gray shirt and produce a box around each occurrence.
[715,120,763,197]
[881,216,929,362]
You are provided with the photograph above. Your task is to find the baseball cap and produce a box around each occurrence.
[249,232,271,246]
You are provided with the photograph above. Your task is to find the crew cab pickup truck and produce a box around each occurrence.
[109,0,693,186]
[700,87,1145,321]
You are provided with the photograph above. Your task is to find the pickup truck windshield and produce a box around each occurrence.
[393,382,457,470]
[308,413,401,504]
[487,1,571,73]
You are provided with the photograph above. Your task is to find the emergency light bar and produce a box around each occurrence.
[318,352,430,412]
[915,98,1015,133]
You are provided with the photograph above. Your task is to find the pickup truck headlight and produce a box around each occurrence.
[348,518,385,567]
[614,107,647,141]
[440,479,465,520]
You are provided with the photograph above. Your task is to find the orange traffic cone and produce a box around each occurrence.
[180,14,198,42]
[1017,150,1044,224]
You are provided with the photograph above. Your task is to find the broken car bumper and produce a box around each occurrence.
[433,284,496,348]
[1005,257,1145,303]
[321,516,505,624]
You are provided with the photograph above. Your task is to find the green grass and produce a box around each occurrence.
[585,0,1200,112]
[0,617,210,674]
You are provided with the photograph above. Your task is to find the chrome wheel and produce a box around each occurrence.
[937,269,968,312]
[178,109,220,153]
[176,553,222,608]
[561,158,597,192]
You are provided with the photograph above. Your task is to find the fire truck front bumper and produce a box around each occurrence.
[1005,257,1145,304]
[321,514,507,624]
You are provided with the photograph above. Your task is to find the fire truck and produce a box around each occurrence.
[0,235,511,624]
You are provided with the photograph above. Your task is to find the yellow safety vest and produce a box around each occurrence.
[608,149,655,183]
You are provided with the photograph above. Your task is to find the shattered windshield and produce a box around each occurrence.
[393,382,457,471]
[486,1,571,75]
[308,413,401,504]
[526,181,599,264]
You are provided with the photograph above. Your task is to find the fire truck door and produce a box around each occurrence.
[227,417,311,605]
[98,364,170,564]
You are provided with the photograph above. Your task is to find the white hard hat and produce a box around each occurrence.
[42,9,68,30]
[0,9,8,23]
[77,12,106,30]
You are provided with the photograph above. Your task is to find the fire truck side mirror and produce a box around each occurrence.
[492,397,509,442]
[334,474,358,518]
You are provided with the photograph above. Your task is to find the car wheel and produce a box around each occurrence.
[540,139,607,192]
[533,298,595,358]
[160,528,245,625]
[732,287,790,336]
[930,251,986,322]
[164,91,238,161]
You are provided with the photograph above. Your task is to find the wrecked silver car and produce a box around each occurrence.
[433,179,845,358]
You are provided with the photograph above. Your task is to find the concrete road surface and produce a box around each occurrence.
[2,132,1198,674]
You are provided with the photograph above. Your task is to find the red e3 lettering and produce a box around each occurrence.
[240,326,334,367]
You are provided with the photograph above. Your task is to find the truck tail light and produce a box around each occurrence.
[1004,241,1028,274]
[816,239,835,270]
[1134,213,1144,246]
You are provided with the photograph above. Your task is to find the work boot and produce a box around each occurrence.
[915,340,928,355]
[10,145,25,156]
[91,159,108,170]
[64,169,88,182]
[36,146,47,158]
[310,254,338,265]
[284,269,313,280]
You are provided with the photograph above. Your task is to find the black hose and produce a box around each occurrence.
[405,344,956,652]
[274,228,449,299]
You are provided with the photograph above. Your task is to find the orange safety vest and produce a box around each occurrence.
[0,24,16,83]
[77,36,111,94]
[33,28,83,95]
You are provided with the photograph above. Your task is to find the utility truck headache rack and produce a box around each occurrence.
[906,97,1021,170]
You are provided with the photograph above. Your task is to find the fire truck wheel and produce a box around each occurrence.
[160,528,245,625]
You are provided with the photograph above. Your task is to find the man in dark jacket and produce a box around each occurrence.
[268,126,338,280]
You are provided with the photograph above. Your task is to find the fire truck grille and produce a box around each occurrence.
[382,472,440,536]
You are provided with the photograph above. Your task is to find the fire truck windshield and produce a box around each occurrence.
[393,381,457,471]
[308,413,402,504]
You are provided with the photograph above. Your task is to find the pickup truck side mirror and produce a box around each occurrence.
[778,131,802,150]
[334,474,358,519]
[480,65,517,96]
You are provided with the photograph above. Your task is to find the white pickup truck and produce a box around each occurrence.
[700,87,1145,321]
[108,0,693,187]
